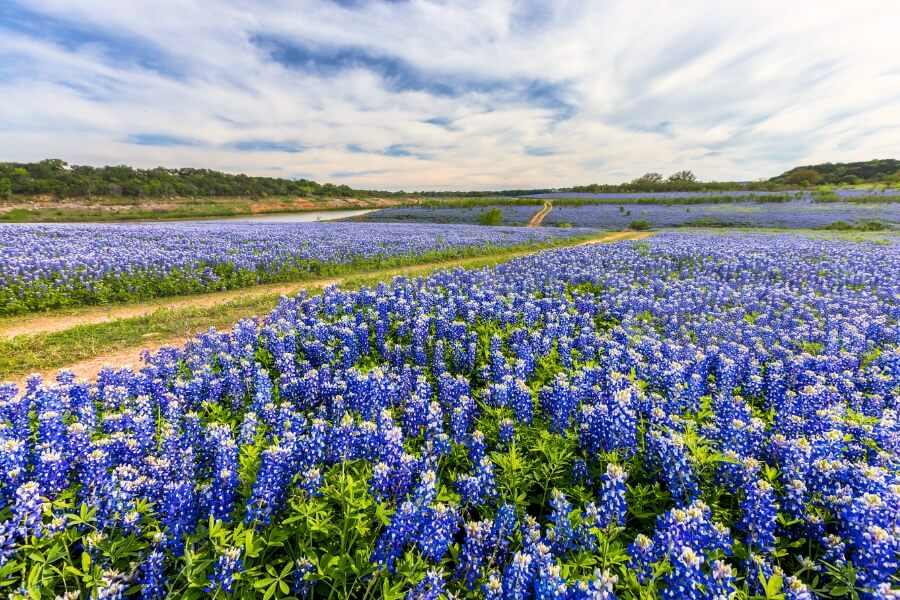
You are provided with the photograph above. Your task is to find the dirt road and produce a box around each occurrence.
[526,201,553,227]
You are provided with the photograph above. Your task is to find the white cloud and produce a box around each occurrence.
[1,0,899,190]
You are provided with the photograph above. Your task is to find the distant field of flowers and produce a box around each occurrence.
[542,200,900,230]
[525,189,900,200]
[358,204,539,226]
[0,222,593,315]
[0,233,896,598]
[362,200,900,230]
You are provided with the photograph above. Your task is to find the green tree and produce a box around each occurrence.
[631,172,664,185]
[787,168,822,185]
[0,178,11,199]
[668,170,697,183]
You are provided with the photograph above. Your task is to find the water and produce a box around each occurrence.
[215,209,377,222]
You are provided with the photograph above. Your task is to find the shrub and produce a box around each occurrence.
[629,219,652,231]
[478,207,504,226]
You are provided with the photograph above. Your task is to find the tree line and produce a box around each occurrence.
[0,159,402,200]
[2,159,895,202]
[770,159,900,185]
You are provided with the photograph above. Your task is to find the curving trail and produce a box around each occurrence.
[0,279,340,339]
[526,201,553,227]
[6,231,652,384]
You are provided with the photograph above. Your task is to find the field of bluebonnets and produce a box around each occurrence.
[0,231,897,599]
[541,201,900,230]
[0,222,592,315]
[362,199,900,230]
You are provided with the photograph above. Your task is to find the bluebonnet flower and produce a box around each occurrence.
[498,419,515,446]
[482,570,503,600]
[139,543,167,600]
[372,500,419,573]
[662,546,705,599]
[407,569,447,600]
[599,463,628,529]
[457,456,498,507]
[449,394,477,442]
[245,445,293,527]
[501,551,533,599]
[0,520,16,569]
[547,489,574,555]
[417,503,460,561]
[206,546,244,595]
[467,430,487,463]
[532,544,567,598]
[300,467,324,498]
[509,379,534,424]
[783,575,815,600]
[645,429,699,506]
[12,481,45,538]
[0,437,27,505]
[456,520,492,590]
[572,458,591,487]
[291,557,315,598]
[568,569,618,600]
[627,534,654,584]
[36,449,68,498]
[373,471,438,573]
[541,375,577,434]
[737,480,778,553]
[705,559,735,600]
[490,502,518,561]
[160,480,199,554]
[96,569,133,600]
[855,524,899,590]
[207,425,239,523]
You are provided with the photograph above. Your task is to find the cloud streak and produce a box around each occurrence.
[1,0,899,190]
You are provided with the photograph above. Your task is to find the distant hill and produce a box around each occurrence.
[770,159,900,185]
[0,159,403,200]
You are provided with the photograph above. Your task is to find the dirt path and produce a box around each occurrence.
[526,201,553,227]
[578,230,653,245]
[8,232,651,385]
[0,279,341,339]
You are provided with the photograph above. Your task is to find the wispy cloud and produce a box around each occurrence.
[228,140,306,153]
[1,0,899,190]
[331,168,393,178]
[126,133,204,147]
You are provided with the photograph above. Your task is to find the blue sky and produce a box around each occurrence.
[1,0,899,190]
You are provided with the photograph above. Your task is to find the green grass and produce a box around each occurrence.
[0,292,293,378]
[0,232,624,379]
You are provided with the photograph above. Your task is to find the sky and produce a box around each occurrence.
[1,1,899,191]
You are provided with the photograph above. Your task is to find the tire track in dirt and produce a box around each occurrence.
[526,201,553,227]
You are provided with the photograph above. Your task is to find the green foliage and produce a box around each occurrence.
[785,168,822,185]
[666,170,697,184]
[629,220,652,231]
[771,159,900,185]
[820,220,887,232]
[477,207,504,226]
[0,160,390,200]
